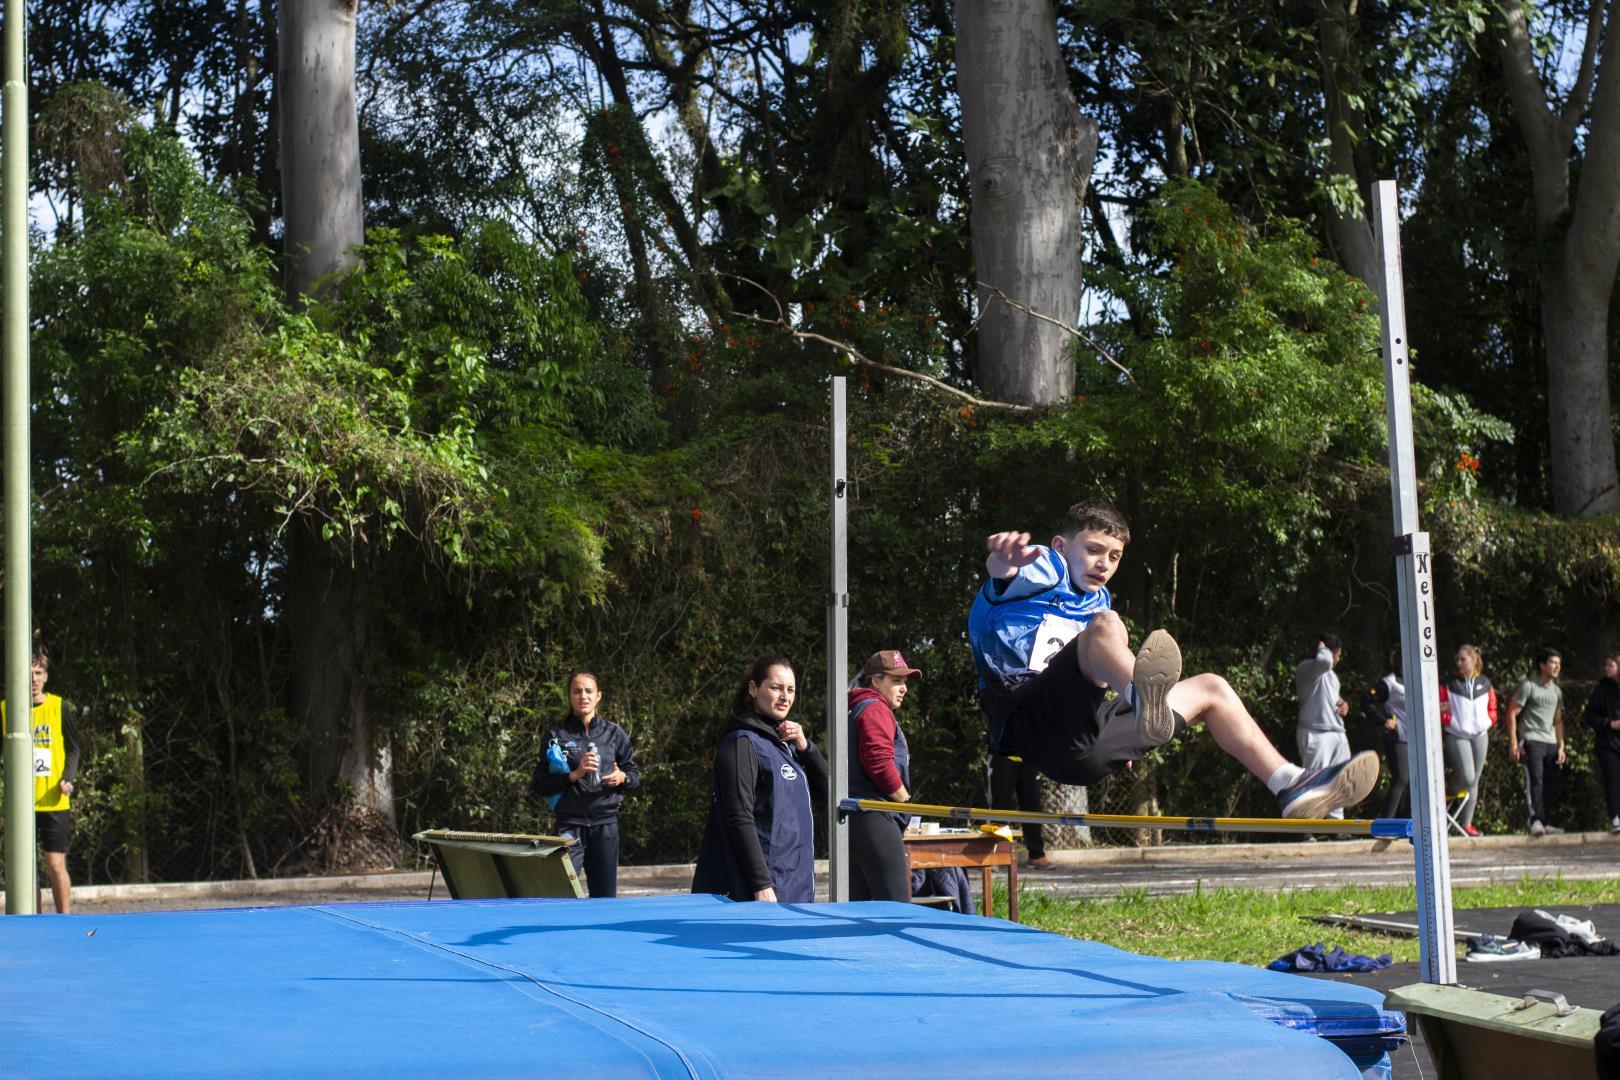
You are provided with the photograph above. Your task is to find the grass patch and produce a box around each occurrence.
[1004,876,1620,965]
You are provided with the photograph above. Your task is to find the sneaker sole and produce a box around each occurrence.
[1282,751,1381,819]
[1133,629,1181,747]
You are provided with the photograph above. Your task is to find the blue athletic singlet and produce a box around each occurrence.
[967,546,1111,689]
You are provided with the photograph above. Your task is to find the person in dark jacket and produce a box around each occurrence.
[692,655,828,903]
[531,670,640,897]
[1586,653,1620,833]
[847,649,922,901]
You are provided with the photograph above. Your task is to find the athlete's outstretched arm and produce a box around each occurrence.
[985,531,1040,579]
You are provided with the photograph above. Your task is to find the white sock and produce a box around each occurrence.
[1266,763,1305,795]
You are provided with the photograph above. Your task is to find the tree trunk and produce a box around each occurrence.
[956,0,1098,405]
[287,525,395,828]
[279,0,363,301]
[1542,257,1620,515]
[1039,779,1091,848]
[1496,0,1620,516]
[278,0,395,840]
[1314,0,1379,286]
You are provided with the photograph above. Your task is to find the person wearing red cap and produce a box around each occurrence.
[846,649,922,901]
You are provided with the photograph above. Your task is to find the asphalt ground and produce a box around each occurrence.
[1304,904,1620,1080]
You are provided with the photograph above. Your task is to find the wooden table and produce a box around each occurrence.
[902,829,1019,922]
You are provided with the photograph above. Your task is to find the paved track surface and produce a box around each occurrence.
[56,831,1618,913]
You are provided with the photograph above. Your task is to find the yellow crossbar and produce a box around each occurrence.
[839,799,1413,839]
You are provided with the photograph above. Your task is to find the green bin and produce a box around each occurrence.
[413,829,584,900]
[1385,982,1601,1080]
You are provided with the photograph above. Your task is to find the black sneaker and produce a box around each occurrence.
[1277,752,1381,819]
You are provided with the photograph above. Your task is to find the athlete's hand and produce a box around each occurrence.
[985,531,1039,578]
[1510,741,1523,763]
[601,767,626,787]
[754,886,778,902]
[59,780,73,797]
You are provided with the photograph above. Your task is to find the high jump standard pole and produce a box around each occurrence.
[2,0,34,915]
[1372,179,1455,983]
[826,376,850,902]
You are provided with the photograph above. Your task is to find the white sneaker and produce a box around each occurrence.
[1610,816,1620,834]
[1465,934,1540,962]
[1543,824,1565,835]
[1529,820,1546,837]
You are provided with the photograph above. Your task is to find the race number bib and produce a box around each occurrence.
[1027,614,1085,673]
[33,746,51,777]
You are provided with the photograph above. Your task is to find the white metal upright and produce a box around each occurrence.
[1372,180,1456,984]
[826,377,850,902]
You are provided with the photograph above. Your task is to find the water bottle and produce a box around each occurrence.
[579,741,601,792]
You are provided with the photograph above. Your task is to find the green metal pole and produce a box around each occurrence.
[2,0,32,915]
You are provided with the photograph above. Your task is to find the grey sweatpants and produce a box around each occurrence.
[1297,728,1351,820]
[1443,730,1488,829]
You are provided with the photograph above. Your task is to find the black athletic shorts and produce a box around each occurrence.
[981,635,1187,787]
[36,810,71,854]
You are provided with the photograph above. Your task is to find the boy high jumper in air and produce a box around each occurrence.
[968,501,1379,819]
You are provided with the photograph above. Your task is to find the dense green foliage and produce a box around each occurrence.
[6,1,1617,883]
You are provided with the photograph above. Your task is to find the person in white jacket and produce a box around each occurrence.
[1439,644,1498,837]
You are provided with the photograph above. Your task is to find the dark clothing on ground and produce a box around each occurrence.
[1521,740,1562,828]
[692,706,828,903]
[982,636,1185,787]
[848,810,910,902]
[559,821,620,898]
[531,716,641,826]
[988,753,1045,859]
[1508,910,1619,958]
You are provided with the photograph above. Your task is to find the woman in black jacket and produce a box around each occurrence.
[692,655,828,903]
[1586,653,1620,833]
[531,671,640,897]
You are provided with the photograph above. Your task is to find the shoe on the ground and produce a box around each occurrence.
[1462,823,1481,837]
[1131,629,1182,747]
[1529,820,1546,836]
[1026,856,1053,870]
[1610,816,1620,834]
[1464,934,1540,963]
[1543,824,1565,835]
[1278,751,1381,819]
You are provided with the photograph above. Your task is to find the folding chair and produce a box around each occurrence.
[1445,791,1472,838]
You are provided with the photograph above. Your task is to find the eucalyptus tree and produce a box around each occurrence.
[279,0,396,832]
[957,0,1097,405]
[1493,0,1620,516]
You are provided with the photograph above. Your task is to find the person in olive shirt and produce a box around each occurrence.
[531,671,639,898]
[0,648,83,913]
[1506,648,1566,836]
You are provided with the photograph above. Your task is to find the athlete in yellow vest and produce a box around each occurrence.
[1,649,81,912]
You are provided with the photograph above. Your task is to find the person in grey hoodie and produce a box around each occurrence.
[1295,635,1350,820]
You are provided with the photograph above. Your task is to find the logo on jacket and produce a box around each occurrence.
[780,763,798,781]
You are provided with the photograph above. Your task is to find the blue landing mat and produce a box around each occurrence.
[0,895,1401,1078]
